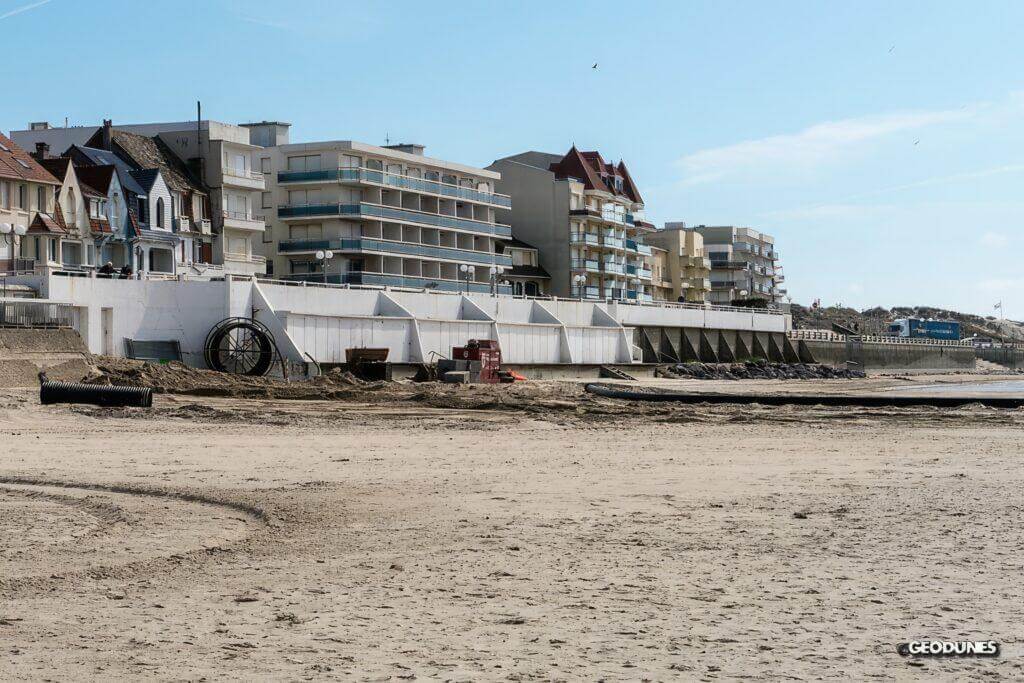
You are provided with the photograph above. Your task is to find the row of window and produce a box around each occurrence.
[0,180,48,213]
[275,153,493,192]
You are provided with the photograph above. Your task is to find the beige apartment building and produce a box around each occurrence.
[0,133,60,272]
[645,223,712,303]
[692,225,785,304]
[488,147,656,301]
[252,126,512,293]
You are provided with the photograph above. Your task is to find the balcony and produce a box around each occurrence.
[222,211,266,232]
[569,231,599,246]
[625,264,637,275]
[277,237,512,267]
[172,216,191,233]
[284,271,511,295]
[711,280,739,289]
[222,166,266,190]
[223,253,267,276]
[276,202,512,238]
[601,261,624,275]
[638,268,653,280]
[570,258,601,273]
[601,234,624,250]
[276,168,511,208]
[571,285,601,299]
[624,239,652,256]
[710,259,748,270]
[195,219,212,235]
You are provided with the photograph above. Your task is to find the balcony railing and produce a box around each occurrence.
[570,258,601,272]
[710,260,748,270]
[278,237,512,267]
[276,202,512,237]
[624,239,653,256]
[222,210,264,223]
[0,257,36,274]
[569,231,599,245]
[601,235,624,249]
[223,166,265,182]
[625,264,637,275]
[283,271,511,294]
[276,168,511,207]
[571,285,602,299]
[0,300,74,328]
[638,268,652,280]
[601,261,624,275]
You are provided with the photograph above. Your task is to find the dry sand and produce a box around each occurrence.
[2,376,1023,680]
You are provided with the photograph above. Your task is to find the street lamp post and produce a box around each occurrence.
[459,264,475,294]
[573,274,587,300]
[488,265,505,296]
[315,249,334,284]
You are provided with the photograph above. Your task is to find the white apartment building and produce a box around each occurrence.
[249,126,512,294]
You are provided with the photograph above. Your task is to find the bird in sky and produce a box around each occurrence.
[889,44,895,53]
[913,139,920,146]
[592,63,598,69]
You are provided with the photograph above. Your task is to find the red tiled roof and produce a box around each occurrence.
[0,133,60,185]
[548,146,643,204]
[28,212,66,235]
[90,216,112,234]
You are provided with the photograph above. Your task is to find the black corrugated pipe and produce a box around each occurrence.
[583,383,1024,409]
[40,381,153,408]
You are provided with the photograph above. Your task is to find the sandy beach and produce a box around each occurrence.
[2,376,1023,680]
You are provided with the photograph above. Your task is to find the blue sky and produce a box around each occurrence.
[2,0,1022,316]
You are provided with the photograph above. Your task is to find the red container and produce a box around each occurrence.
[452,339,502,383]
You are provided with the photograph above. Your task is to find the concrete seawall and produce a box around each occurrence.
[976,346,1024,370]
[800,338,975,371]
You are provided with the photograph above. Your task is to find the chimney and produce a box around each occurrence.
[31,142,51,161]
[101,119,113,150]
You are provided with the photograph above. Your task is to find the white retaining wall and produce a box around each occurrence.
[31,274,791,367]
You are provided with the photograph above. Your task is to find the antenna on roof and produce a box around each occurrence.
[385,132,390,146]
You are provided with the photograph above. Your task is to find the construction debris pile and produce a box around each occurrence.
[81,359,396,400]
[657,361,866,380]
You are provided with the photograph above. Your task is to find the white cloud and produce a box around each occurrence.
[676,107,974,186]
[0,0,51,21]
[980,231,1010,248]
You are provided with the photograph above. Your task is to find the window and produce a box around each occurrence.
[48,239,57,261]
[290,259,322,274]
[262,224,273,243]
[1,181,8,208]
[261,192,272,209]
[286,155,321,172]
[156,198,165,228]
[287,189,320,206]
[260,157,271,173]
[16,159,30,169]
[341,154,360,169]
[36,186,45,212]
[288,224,322,240]
[137,197,147,224]
[17,185,26,209]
